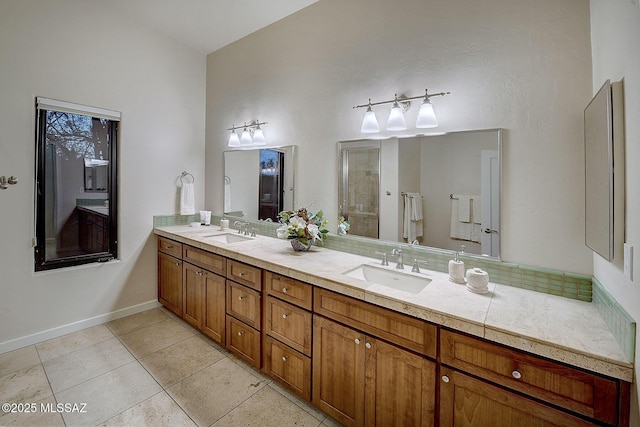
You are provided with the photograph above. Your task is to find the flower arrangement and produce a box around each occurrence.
[276,207,329,247]
[338,216,350,235]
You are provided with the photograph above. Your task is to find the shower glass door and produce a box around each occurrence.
[339,141,380,239]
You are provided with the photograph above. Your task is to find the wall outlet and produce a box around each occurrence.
[624,243,633,280]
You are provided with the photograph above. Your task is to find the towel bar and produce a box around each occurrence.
[180,171,194,184]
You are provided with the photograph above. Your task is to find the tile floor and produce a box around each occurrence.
[0,307,341,426]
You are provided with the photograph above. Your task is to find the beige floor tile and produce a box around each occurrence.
[36,325,115,362]
[167,357,267,426]
[0,364,52,404]
[101,391,197,427]
[55,361,162,427]
[139,335,225,388]
[0,395,65,426]
[0,345,41,377]
[43,337,135,392]
[268,381,326,422]
[212,386,322,427]
[106,308,171,336]
[118,318,194,358]
[321,415,344,427]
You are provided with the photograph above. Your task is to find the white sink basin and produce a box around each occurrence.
[343,264,432,294]
[202,233,253,243]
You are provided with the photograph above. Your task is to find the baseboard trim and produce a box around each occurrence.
[0,300,161,355]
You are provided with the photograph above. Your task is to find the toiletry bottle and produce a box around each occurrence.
[448,251,465,284]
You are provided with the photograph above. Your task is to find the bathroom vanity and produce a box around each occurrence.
[155,225,631,426]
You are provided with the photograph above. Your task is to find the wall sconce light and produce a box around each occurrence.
[354,89,449,133]
[227,120,268,148]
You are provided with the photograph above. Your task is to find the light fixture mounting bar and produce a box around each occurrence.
[226,120,268,131]
[353,90,450,109]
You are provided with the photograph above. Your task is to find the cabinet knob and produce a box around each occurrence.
[441,375,450,383]
[237,331,244,336]
[365,342,372,349]
[238,296,244,301]
[512,370,522,379]
[282,287,288,293]
[238,272,245,277]
[166,245,173,249]
[354,338,361,345]
[282,313,288,319]
[282,356,288,362]
[175,262,180,266]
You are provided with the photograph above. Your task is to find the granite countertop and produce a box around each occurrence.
[154,225,633,382]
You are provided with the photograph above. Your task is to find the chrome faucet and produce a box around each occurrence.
[233,221,249,235]
[391,247,404,269]
[374,251,389,266]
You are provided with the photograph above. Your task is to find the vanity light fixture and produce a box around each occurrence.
[226,120,268,148]
[354,89,449,133]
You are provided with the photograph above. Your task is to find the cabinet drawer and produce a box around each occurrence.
[226,316,261,369]
[314,288,436,358]
[265,296,312,356]
[158,236,182,258]
[265,271,312,310]
[227,260,262,291]
[264,336,311,401]
[183,245,226,275]
[440,329,620,425]
[226,281,261,330]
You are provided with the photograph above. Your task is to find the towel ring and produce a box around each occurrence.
[180,171,194,184]
[225,175,231,184]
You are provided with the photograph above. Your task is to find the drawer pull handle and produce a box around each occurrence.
[354,338,361,345]
[237,331,244,336]
[282,287,288,293]
[282,314,288,319]
[365,342,372,349]
[512,370,522,379]
[442,375,450,383]
[238,272,245,277]
[282,356,288,362]
[238,296,244,301]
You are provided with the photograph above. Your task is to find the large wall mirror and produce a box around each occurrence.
[223,146,296,221]
[338,129,502,259]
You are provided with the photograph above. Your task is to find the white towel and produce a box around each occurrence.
[224,183,231,213]
[180,182,195,215]
[450,198,472,241]
[472,197,482,224]
[471,223,482,243]
[456,195,472,222]
[403,193,423,242]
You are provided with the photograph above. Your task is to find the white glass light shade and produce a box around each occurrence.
[252,126,267,145]
[240,127,253,146]
[416,99,438,128]
[360,107,380,133]
[228,130,241,147]
[386,102,407,131]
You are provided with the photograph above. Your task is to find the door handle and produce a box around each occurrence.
[483,228,498,234]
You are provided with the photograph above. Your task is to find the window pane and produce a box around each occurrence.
[36,107,117,270]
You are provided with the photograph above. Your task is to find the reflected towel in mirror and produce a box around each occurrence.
[403,193,423,242]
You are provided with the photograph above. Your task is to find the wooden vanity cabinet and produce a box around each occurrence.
[157,237,183,316]
[440,329,624,426]
[225,260,263,369]
[263,272,314,400]
[313,316,435,427]
[439,367,593,426]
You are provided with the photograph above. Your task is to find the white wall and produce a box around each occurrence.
[590,0,640,423]
[206,0,594,274]
[0,0,206,348]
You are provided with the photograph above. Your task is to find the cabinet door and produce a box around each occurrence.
[203,273,226,345]
[312,316,365,427]
[365,338,435,427]
[157,252,182,316]
[265,296,312,356]
[439,367,593,427]
[264,336,311,401]
[226,281,261,330]
[183,263,205,330]
[226,315,261,369]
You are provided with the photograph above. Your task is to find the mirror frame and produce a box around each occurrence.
[337,129,502,260]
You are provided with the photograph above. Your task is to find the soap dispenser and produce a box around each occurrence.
[448,251,465,284]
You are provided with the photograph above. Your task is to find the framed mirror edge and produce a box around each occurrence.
[337,127,503,261]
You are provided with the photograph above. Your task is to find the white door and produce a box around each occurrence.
[481,150,500,257]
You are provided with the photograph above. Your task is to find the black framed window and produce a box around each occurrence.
[35,97,119,271]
